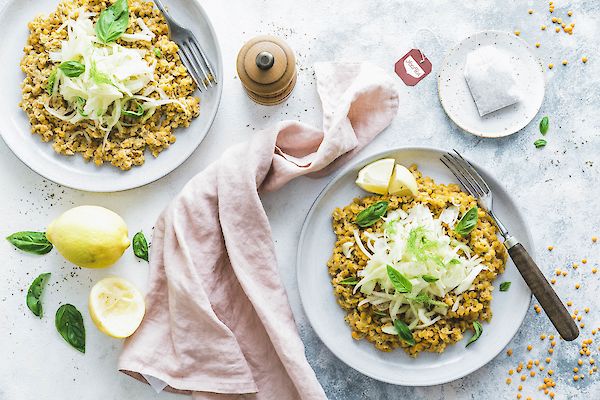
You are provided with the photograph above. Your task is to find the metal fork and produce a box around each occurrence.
[153,0,217,90]
[441,150,579,341]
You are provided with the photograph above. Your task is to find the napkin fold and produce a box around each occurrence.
[118,62,399,399]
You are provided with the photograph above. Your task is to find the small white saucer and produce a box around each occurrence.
[438,31,545,138]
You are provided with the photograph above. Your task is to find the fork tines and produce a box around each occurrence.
[440,151,490,199]
[178,39,217,91]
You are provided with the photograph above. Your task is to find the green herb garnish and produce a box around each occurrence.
[448,259,461,265]
[90,62,112,85]
[26,273,51,318]
[46,69,57,95]
[132,231,149,261]
[153,48,162,58]
[466,321,483,347]
[6,231,53,255]
[355,201,388,228]
[410,292,448,308]
[393,319,416,346]
[339,277,359,285]
[386,265,412,293]
[95,0,129,43]
[499,281,512,292]
[122,101,145,119]
[539,116,549,135]
[55,304,85,353]
[422,275,439,283]
[534,139,547,148]
[58,61,85,78]
[455,207,478,237]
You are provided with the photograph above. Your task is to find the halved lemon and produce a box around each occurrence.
[355,158,395,194]
[89,277,145,339]
[388,164,418,196]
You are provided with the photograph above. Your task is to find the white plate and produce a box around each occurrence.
[438,31,545,138]
[297,147,533,386]
[0,0,222,192]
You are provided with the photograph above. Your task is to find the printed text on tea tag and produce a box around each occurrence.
[395,49,432,86]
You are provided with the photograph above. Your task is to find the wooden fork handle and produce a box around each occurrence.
[508,242,579,341]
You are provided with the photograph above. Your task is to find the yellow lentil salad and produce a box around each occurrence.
[327,166,507,356]
[19,0,200,170]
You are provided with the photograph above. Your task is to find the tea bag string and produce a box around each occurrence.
[412,27,445,66]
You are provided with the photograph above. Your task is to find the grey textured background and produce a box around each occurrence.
[1,0,599,399]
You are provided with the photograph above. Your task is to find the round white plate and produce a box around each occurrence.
[297,147,533,386]
[438,31,545,138]
[0,0,222,192]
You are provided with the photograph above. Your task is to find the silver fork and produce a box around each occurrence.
[441,150,579,341]
[153,0,217,90]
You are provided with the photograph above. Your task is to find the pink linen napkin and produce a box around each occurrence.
[118,62,399,399]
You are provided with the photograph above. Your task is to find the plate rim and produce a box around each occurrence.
[296,145,533,386]
[437,30,545,139]
[0,0,223,192]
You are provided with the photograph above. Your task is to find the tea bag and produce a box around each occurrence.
[464,46,521,116]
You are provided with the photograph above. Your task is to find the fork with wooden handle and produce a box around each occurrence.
[441,150,579,341]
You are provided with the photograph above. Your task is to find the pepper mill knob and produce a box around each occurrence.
[236,35,297,105]
[256,51,275,70]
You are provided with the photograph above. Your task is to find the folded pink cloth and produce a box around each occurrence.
[118,62,399,399]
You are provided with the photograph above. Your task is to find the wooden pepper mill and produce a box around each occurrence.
[236,35,297,105]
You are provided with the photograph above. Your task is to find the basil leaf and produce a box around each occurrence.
[90,62,112,85]
[409,292,448,308]
[55,304,85,353]
[386,265,412,293]
[26,273,51,318]
[454,207,478,237]
[448,259,461,265]
[6,231,53,255]
[499,281,511,292]
[466,321,483,347]
[355,201,388,228]
[132,231,149,261]
[58,61,85,78]
[539,116,549,135]
[422,274,439,283]
[153,48,162,58]
[534,139,547,148]
[76,97,88,117]
[46,69,57,95]
[393,319,416,346]
[95,0,129,43]
[122,102,145,118]
[339,277,359,285]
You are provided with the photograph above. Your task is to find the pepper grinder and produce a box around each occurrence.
[236,35,297,105]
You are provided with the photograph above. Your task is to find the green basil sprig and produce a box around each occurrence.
[387,265,412,293]
[55,304,85,353]
[47,69,57,95]
[410,292,447,308]
[466,321,483,347]
[422,274,439,283]
[26,273,51,317]
[393,319,416,346]
[455,207,478,237]
[534,139,547,148]
[6,231,53,255]
[499,281,511,292]
[153,48,162,58]
[355,201,388,228]
[59,61,85,78]
[339,277,359,285]
[95,0,129,43]
[539,116,549,135]
[132,231,149,261]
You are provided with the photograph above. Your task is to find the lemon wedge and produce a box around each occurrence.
[89,277,145,339]
[355,158,395,194]
[46,206,130,269]
[388,164,418,196]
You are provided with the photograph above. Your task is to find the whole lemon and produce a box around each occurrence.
[46,206,130,269]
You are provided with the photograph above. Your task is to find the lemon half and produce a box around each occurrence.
[388,164,419,196]
[46,205,130,269]
[89,277,145,339]
[355,158,395,194]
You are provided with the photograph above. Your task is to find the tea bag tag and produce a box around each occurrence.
[395,49,432,86]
